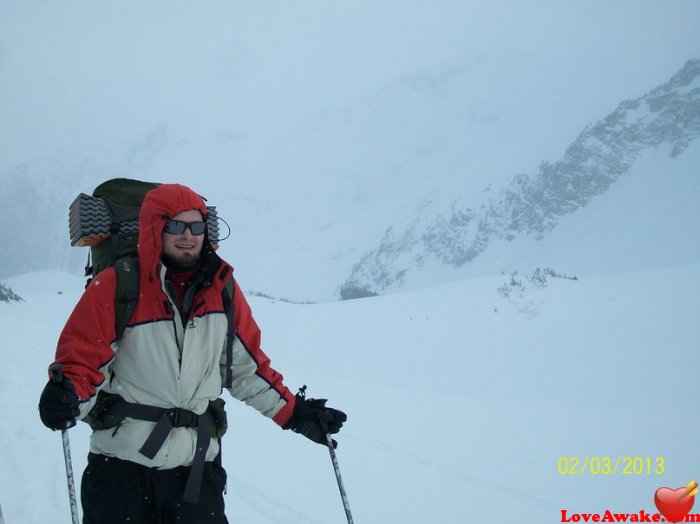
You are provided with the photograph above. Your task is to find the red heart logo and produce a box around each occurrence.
[654,487,695,522]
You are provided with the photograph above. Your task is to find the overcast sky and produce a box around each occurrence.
[2,1,699,172]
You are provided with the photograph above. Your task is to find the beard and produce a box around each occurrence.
[161,252,202,271]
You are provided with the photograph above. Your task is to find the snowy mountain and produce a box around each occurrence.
[340,59,700,298]
[2,3,700,301]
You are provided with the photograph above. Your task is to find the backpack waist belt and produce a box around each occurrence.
[108,399,215,504]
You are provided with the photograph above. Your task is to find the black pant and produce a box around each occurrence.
[81,453,229,524]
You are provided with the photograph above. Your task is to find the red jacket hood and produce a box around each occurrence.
[138,183,209,274]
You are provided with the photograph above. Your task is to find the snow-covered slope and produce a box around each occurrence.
[1,264,699,523]
[342,59,700,296]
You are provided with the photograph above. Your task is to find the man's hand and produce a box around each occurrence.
[38,368,80,430]
[284,387,347,448]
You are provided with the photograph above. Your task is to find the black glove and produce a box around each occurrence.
[38,367,80,430]
[283,386,347,448]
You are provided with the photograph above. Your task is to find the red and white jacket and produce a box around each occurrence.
[51,183,296,469]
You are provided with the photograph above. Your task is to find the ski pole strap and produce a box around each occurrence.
[108,399,214,503]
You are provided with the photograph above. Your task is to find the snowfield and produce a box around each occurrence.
[2,264,698,523]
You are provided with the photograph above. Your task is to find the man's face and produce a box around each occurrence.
[161,209,206,269]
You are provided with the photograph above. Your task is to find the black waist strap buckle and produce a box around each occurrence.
[168,408,199,428]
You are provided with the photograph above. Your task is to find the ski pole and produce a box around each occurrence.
[60,427,80,524]
[49,365,80,524]
[325,434,354,524]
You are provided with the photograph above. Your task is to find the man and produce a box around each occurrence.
[38,183,346,523]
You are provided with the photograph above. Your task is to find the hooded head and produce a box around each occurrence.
[138,184,209,273]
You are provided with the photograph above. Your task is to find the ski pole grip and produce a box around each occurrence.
[49,364,64,384]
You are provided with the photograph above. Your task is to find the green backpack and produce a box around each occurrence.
[69,178,235,386]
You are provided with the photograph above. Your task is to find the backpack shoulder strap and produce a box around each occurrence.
[114,256,140,341]
[221,274,236,389]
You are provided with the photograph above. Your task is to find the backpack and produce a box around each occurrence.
[69,178,222,277]
[69,178,236,387]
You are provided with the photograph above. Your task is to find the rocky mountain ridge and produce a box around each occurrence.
[340,58,700,299]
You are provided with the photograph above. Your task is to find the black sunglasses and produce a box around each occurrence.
[163,220,207,236]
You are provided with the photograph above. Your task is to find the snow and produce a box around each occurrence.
[1,1,700,522]
[1,262,699,523]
